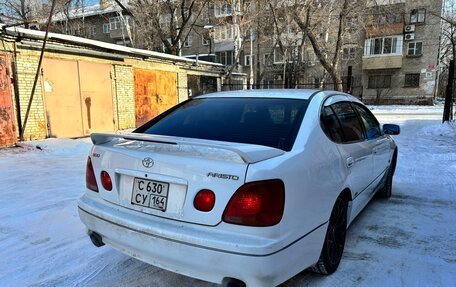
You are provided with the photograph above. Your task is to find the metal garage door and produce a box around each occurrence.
[42,58,114,138]
[78,61,115,135]
[0,53,16,147]
[42,58,83,138]
[134,69,177,127]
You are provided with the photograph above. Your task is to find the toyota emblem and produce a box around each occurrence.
[142,157,154,168]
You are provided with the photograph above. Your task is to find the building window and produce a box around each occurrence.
[216,25,234,41]
[264,53,272,66]
[368,75,392,89]
[404,73,420,87]
[184,35,193,48]
[245,54,254,66]
[343,46,356,60]
[103,23,110,34]
[407,42,422,56]
[215,50,234,65]
[90,26,96,36]
[274,47,284,63]
[215,3,232,17]
[109,17,121,30]
[346,17,357,29]
[410,8,426,24]
[202,36,210,46]
[364,36,403,56]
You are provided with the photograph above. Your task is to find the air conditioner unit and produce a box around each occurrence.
[305,61,316,67]
[404,25,416,32]
[404,33,415,41]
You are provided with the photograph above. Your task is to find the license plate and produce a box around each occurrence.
[131,178,169,211]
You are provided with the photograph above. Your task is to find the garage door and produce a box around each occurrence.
[78,61,115,135]
[42,58,114,138]
[0,53,16,147]
[134,69,177,127]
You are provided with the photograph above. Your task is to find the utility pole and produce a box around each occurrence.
[346,66,353,94]
[249,28,254,89]
[233,0,241,73]
[443,59,454,122]
[20,0,57,141]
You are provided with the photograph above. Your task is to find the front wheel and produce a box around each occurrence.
[312,197,348,275]
[377,165,393,198]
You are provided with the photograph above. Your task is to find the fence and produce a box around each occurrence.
[221,75,364,99]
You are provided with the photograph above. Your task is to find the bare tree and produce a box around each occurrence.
[267,0,308,88]
[0,0,41,27]
[291,0,366,91]
[131,0,210,55]
[435,1,456,69]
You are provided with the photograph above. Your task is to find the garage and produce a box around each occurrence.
[42,58,115,138]
[0,53,16,147]
[134,69,178,127]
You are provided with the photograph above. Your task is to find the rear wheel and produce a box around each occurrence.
[377,165,393,199]
[312,197,348,275]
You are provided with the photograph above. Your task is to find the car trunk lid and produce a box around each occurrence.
[89,133,284,226]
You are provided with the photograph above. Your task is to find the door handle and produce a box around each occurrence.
[346,157,354,168]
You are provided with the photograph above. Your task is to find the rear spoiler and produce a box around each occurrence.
[91,133,285,164]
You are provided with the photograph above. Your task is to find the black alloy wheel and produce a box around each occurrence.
[378,165,393,199]
[312,197,348,275]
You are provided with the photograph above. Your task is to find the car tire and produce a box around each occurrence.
[377,165,393,199]
[312,196,348,275]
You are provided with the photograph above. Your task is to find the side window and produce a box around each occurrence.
[352,103,381,140]
[331,102,364,143]
[321,106,344,143]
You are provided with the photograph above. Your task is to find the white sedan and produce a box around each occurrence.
[78,90,400,287]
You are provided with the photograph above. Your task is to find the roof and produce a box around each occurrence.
[197,89,325,100]
[53,1,128,21]
[1,25,224,68]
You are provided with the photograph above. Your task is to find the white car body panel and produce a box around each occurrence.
[78,90,397,287]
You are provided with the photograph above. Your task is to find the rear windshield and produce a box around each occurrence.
[135,97,309,151]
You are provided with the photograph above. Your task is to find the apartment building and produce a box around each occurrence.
[53,0,443,104]
[51,0,134,47]
[360,0,443,104]
[180,0,443,104]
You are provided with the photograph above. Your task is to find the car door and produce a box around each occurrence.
[321,100,375,216]
[352,103,391,182]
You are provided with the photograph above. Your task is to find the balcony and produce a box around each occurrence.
[363,55,402,70]
[366,22,404,38]
[109,28,127,39]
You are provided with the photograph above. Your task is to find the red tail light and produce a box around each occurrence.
[86,157,98,192]
[100,171,112,191]
[222,179,285,227]
[194,189,216,212]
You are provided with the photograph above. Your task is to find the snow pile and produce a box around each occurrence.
[1,117,455,286]
[369,105,443,115]
[418,121,456,141]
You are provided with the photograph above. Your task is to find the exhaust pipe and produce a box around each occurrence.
[88,231,105,247]
[222,278,246,287]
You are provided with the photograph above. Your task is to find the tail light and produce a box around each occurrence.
[222,179,285,227]
[100,171,112,191]
[86,157,98,192]
[194,189,216,212]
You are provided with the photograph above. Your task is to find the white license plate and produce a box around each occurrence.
[131,178,169,211]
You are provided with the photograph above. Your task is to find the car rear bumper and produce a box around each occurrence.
[78,192,326,287]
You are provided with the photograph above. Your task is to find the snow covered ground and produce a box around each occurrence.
[1,108,455,287]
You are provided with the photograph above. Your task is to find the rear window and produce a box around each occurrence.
[135,97,309,151]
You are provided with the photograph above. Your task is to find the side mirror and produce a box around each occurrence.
[383,124,400,135]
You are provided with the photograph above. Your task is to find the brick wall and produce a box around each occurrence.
[113,65,135,129]
[6,38,226,141]
[177,72,189,102]
[15,50,47,140]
